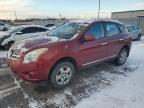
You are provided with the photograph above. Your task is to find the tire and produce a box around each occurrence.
[49,61,75,89]
[5,41,14,50]
[3,28,8,31]
[137,34,141,41]
[115,48,128,66]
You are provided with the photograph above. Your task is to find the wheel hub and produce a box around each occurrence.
[56,66,72,85]
[119,51,127,63]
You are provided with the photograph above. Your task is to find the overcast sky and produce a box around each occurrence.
[0,0,144,20]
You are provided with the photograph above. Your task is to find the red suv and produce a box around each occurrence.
[7,20,132,89]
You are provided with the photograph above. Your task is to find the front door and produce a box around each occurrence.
[80,22,107,66]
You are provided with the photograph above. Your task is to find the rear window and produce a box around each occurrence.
[127,26,134,32]
[133,26,139,30]
[118,24,125,32]
[106,22,119,36]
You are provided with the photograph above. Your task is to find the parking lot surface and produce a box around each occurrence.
[0,37,144,108]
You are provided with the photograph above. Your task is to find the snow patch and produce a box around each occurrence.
[0,50,7,58]
[12,75,44,108]
[75,38,144,108]
[46,88,73,107]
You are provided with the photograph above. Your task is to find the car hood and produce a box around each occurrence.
[13,35,64,53]
[0,31,10,38]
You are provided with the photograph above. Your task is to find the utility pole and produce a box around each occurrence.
[85,13,87,19]
[98,0,101,19]
[15,10,17,21]
[10,16,11,21]
[59,13,62,24]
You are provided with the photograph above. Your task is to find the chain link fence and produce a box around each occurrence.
[33,19,69,26]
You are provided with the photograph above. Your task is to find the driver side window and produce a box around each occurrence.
[85,22,104,39]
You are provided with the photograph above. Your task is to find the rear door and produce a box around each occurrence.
[80,22,107,66]
[105,22,125,57]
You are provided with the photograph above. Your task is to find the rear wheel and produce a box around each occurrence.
[137,34,141,41]
[49,61,75,89]
[3,28,8,31]
[115,48,128,66]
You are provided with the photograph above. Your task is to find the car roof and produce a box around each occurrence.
[71,19,124,25]
[20,25,48,29]
[71,20,96,24]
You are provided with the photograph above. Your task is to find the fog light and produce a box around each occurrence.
[23,72,32,79]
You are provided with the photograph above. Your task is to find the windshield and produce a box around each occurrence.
[48,21,88,39]
[8,26,22,34]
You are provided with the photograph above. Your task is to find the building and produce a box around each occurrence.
[111,10,144,33]
[112,10,144,19]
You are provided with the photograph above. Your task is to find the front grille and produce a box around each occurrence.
[8,49,21,60]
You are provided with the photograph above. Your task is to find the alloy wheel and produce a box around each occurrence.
[119,50,127,64]
[56,66,72,85]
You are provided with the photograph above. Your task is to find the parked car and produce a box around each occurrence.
[45,23,56,31]
[0,22,10,31]
[127,25,143,40]
[7,20,132,89]
[45,23,55,28]
[0,25,50,49]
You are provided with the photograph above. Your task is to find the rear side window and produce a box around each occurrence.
[133,26,139,30]
[127,26,134,32]
[106,22,119,36]
[20,27,37,34]
[36,27,47,32]
[85,22,104,39]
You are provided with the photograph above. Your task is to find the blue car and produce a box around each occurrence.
[127,25,143,40]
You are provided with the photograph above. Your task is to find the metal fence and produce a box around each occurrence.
[33,19,68,26]
[113,18,144,34]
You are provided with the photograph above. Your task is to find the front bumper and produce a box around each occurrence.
[7,58,50,82]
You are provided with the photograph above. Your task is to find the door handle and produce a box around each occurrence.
[101,42,107,45]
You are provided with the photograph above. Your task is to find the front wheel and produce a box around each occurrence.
[3,28,8,31]
[115,48,128,66]
[137,34,141,41]
[49,61,75,89]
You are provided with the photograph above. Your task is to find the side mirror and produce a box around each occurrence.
[84,35,95,41]
[16,31,23,35]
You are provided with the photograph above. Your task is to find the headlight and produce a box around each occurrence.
[23,48,48,63]
[2,35,10,39]
[0,35,10,40]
